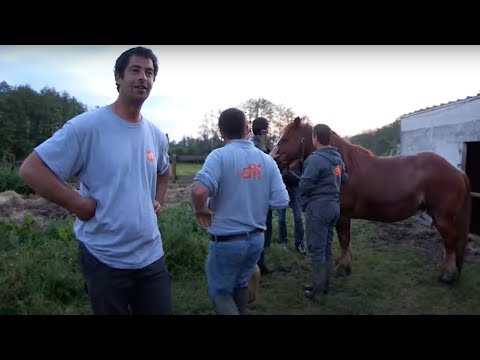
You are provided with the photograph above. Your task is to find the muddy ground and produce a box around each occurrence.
[0,175,195,226]
[1,174,479,265]
[358,217,480,265]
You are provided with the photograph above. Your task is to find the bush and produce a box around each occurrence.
[0,167,33,195]
[158,205,209,278]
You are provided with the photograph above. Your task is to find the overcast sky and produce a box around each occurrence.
[1,45,480,142]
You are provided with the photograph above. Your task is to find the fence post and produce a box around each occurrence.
[171,154,177,183]
[8,153,15,169]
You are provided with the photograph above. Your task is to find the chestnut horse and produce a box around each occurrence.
[275,117,471,283]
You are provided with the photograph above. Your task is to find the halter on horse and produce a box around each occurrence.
[275,117,315,182]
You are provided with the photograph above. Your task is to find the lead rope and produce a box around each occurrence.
[286,137,306,180]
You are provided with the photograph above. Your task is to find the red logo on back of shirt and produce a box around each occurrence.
[146,149,154,163]
[241,163,262,179]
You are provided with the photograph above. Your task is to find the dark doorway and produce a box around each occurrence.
[464,141,480,238]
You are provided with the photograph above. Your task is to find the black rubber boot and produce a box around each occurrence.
[257,250,270,275]
[304,262,328,301]
[303,261,332,294]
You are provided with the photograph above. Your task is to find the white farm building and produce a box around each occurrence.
[400,94,480,240]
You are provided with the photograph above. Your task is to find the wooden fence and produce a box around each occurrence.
[1,153,22,168]
[170,154,206,183]
[4,153,206,185]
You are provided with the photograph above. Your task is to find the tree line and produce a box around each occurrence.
[0,80,400,164]
[0,81,88,163]
[349,119,400,156]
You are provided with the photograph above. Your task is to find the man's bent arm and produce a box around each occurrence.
[191,181,209,211]
[155,168,170,205]
[19,151,84,214]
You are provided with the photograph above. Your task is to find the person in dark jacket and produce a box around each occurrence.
[248,117,274,275]
[298,123,348,301]
[277,163,306,255]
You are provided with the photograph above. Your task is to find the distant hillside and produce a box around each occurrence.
[347,119,400,156]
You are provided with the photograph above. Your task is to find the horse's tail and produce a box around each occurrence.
[455,172,472,276]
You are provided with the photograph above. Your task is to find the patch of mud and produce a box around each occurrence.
[0,190,72,226]
[361,218,480,265]
[164,175,194,207]
[0,175,196,226]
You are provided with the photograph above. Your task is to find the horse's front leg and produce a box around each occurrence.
[335,215,352,276]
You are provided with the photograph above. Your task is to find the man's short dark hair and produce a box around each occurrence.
[252,117,269,135]
[313,124,332,146]
[218,108,247,139]
[114,46,159,92]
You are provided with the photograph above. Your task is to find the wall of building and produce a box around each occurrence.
[400,97,480,169]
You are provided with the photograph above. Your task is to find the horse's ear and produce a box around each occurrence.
[293,116,301,127]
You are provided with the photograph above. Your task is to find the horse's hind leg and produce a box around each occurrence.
[335,215,352,277]
[433,215,459,284]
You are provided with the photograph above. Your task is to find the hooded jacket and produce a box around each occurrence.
[298,146,348,207]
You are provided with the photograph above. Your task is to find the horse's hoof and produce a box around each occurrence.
[345,265,352,276]
[335,263,352,277]
[439,271,457,284]
[335,265,347,277]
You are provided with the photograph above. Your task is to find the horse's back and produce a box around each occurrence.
[340,150,468,221]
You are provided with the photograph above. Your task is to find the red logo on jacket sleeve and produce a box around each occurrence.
[333,165,341,176]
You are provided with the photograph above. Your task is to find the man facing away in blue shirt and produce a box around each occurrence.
[191,108,289,315]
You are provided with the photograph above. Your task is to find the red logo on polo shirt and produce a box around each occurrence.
[146,149,154,163]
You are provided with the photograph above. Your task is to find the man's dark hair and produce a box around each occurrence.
[114,46,159,92]
[252,117,269,135]
[218,108,247,139]
[313,124,332,146]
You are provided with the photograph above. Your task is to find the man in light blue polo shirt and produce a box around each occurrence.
[191,108,289,315]
[19,46,173,315]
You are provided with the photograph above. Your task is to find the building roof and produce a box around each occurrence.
[400,93,480,119]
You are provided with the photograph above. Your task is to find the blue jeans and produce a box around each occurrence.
[278,186,304,246]
[206,233,264,299]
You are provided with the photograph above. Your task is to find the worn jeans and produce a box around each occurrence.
[78,241,173,315]
[278,186,304,246]
[305,199,340,265]
[206,233,264,299]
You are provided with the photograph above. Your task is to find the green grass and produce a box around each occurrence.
[2,206,480,314]
[174,162,202,177]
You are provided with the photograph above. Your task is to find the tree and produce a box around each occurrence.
[349,119,400,156]
[0,81,88,161]
[239,98,276,127]
[238,98,296,146]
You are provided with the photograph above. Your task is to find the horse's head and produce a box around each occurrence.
[275,116,316,173]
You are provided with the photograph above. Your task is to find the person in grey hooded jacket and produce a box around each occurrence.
[298,123,348,301]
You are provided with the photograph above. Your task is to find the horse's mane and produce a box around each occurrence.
[328,130,374,173]
[283,119,375,173]
[285,120,374,157]
[330,131,374,157]
[284,119,375,174]
[283,120,312,137]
